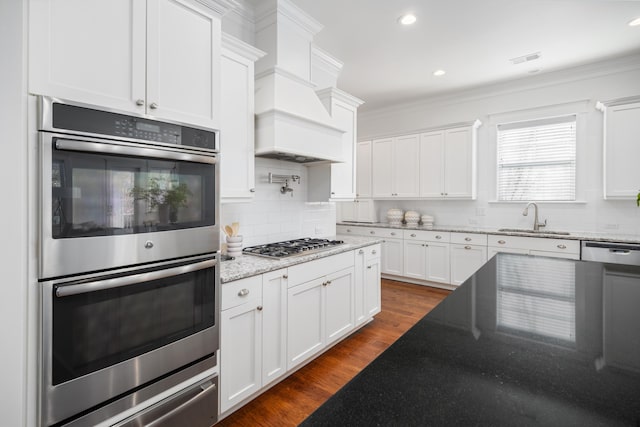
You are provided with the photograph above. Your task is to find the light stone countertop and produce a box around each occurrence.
[336,221,640,244]
[220,236,383,283]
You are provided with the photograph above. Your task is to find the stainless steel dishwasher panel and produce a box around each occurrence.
[581,241,640,265]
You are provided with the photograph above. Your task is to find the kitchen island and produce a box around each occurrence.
[302,254,640,426]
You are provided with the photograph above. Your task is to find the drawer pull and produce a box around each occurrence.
[557,244,567,249]
[391,232,396,236]
[465,237,472,242]
[498,240,506,244]
[411,233,417,237]
[465,246,472,250]
[372,250,377,255]
[238,288,250,297]
[257,305,263,311]
[326,280,332,285]
[370,231,376,235]
[367,266,372,269]
[435,235,442,239]
[346,229,351,233]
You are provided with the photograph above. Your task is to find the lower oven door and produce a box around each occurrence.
[41,254,219,426]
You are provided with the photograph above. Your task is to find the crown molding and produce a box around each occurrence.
[596,94,640,111]
[194,0,240,16]
[311,45,344,75]
[360,51,640,120]
[255,66,316,89]
[253,0,323,37]
[222,32,266,61]
[316,87,364,108]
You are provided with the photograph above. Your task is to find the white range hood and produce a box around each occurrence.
[252,0,346,164]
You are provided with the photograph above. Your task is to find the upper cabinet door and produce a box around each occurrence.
[147,0,221,129]
[372,138,394,197]
[29,0,147,113]
[419,131,445,198]
[356,141,372,198]
[329,100,358,199]
[602,101,640,199]
[393,134,420,197]
[444,127,475,198]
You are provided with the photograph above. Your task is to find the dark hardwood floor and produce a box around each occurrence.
[215,279,450,427]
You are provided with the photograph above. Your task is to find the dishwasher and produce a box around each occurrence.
[581,241,640,265]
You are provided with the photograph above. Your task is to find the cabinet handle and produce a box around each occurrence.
[465,246,472,250]
[257,305,263,311]
[435,235,442,239]
[557,244,567,249]
[249,188,256,193]
[238,288,249,297]
[282,274,288,279]
[498,240,506,244]
[358,249,365,254]
[326,280,332,285]
[346,229,351,233]
[391,232,396,236]
[331,192,335,195]
[149,102,158,109]
[441,192,444,195]
[322,281,328,286]
[411,233,416,237]
[372,250,377,254]
[367,266,372,269]
[135,99,145,106]
[370,231,375,234]
[465,237,472,242]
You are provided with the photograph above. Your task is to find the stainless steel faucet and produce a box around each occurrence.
[522,202,547,231]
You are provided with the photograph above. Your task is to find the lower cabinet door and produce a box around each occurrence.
[450,244,487,286]
[364,256,381,316]
[426,242,450,283]
[261,269,288,387]
[220,300,262,413]
[382,238,404,276]
[403,240,427,280]
[325,267,355,345]
[354,249,367,326]
[287,277,325,370]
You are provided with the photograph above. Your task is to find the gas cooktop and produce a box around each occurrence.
[242,238,345,259]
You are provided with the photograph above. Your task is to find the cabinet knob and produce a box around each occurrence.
[326,280,332,285]
[372,250,377,255]
[359,249,365,254]
[557,244,567,249]
[257,305,263,311]
[367,266,372,269]
[370,231,375,234]
[435,235,442,239]
[498,240,506,244]
[322,281,328,287]
[282,274,288,279]
[464,246,472,250]
[391,232,396,236]
[331,192,335,195]
[238,288,250,297]
[465,237,472,241]
[249,188,256,193]
[149,102,158,109]
[135,99,145,106]
[411,233,416,237]
[346,229,351,233]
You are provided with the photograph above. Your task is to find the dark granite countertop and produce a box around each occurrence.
[302,254,640,426]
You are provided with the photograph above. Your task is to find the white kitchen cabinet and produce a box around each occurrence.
[403,230,451,284]
[487,235,580,260]
[220,275,263,413]
[309,89,364,201]
[450,244,487,286]
[30,0,225,129]
[287,266,355,370]
[597,98,640,199]
[381,238,404,276]
[419,122,480,199]
[337,199,377,223]
[372,134,420,198]
[220,35,265,202]
[355,244,382,325]
[261,269,288,387]
[356,141,373,198]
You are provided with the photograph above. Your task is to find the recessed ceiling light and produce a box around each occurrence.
[629,17,640,27]
[433,69,446,77]
[398,14,417,25]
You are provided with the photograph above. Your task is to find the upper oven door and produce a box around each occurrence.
[40,132,220,279]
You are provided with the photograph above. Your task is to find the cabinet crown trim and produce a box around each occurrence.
[316,87,365,107]
[222,33,266,61]
[360,119,481,142]
[596,95,640,111]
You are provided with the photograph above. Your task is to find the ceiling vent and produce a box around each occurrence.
[510,52,541,65]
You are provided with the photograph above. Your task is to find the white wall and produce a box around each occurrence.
[221,158,337,248]
[0,0,28,425]
[358,55,640,235]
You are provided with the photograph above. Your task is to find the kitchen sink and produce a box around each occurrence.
[497,228,571,235]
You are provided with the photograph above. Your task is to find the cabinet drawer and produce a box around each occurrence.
[488,235,580,254]
[362,227,401,239]
[222,275,262,311]
[288,251,355,287]
[450,232,488,246]
[356,244,381,260]
[403,230,450,243]
[337,225,368,236]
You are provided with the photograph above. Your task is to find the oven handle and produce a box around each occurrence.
[55,259,217,297]
[55,138,216,165]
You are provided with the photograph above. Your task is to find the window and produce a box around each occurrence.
[497,115,576,201]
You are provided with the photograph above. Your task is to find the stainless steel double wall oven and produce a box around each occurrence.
[38,97,220,426]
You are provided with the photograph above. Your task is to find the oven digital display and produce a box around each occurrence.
[136,122,161,133]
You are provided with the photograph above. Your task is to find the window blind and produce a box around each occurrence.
[497,115,576,201]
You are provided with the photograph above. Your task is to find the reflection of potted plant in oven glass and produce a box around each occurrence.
[131,177,191,224]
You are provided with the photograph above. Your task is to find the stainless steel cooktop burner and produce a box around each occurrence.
[242,238,345,259]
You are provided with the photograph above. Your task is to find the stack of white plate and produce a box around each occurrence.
[421,215,434,229]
